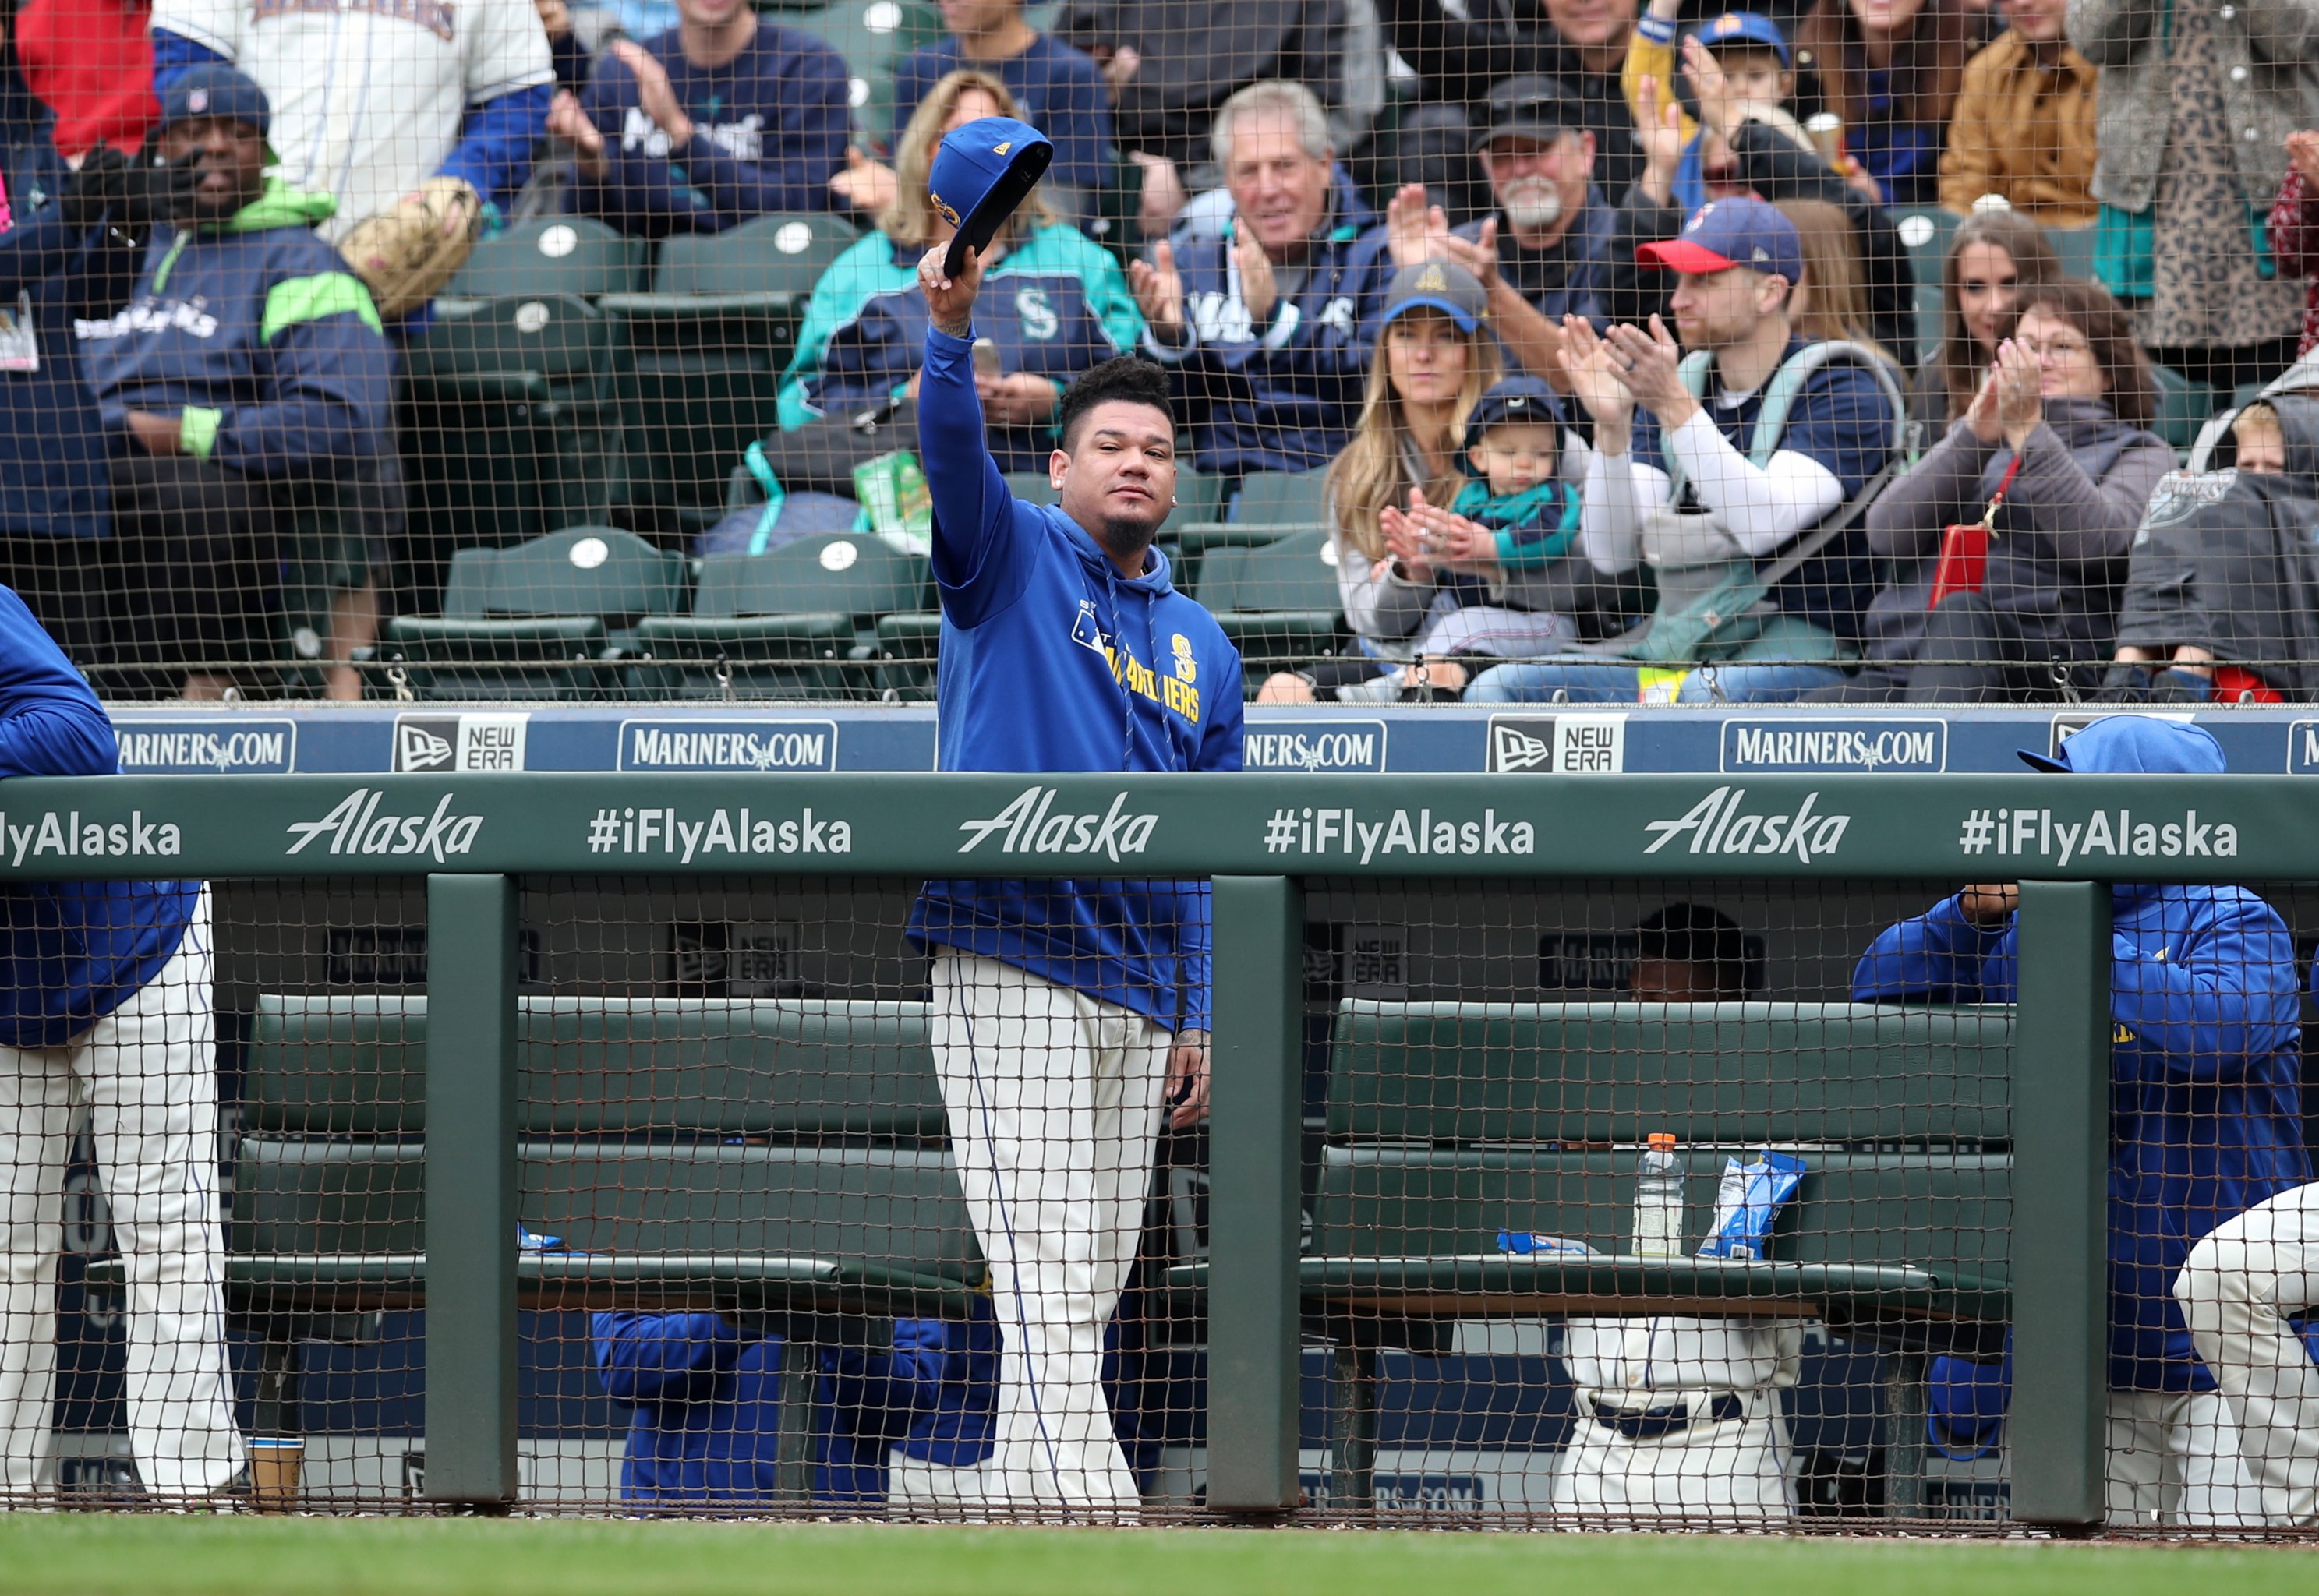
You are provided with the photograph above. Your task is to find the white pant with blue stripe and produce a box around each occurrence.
[929,951,1168,1518]
[0,887,242,1498]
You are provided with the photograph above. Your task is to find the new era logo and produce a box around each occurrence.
[396,721,454,772]
[1491,721,1555,772]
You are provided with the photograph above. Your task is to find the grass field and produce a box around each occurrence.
[0,1518,2308,1596]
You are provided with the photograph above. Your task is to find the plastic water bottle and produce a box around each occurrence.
[1632,1133,1684,1257]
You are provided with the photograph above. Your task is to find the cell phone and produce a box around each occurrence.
[971,337,1001,380]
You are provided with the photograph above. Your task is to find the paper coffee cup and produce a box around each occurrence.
[247,1437,303,1513]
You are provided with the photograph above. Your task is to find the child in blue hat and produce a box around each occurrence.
[1436,374,1583,585]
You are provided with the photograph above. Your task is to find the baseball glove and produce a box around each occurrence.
[338,176,484,321]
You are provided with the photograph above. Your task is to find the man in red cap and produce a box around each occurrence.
[1466,194,1897,705]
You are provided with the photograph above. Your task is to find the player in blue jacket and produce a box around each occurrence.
[0,586,243,1500]
[1852,714,2308,1526]
[908,232,1243,1517]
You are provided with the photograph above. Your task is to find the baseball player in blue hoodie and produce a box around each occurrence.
[905,128,1243,1516]
[0,586,242,1500]
[1853,715,2308,1525]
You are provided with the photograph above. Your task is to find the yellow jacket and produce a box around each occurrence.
[1937,30,2098,226]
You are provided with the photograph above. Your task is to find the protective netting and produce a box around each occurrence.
[6,0,2319,702]
[20,870,2318,1529]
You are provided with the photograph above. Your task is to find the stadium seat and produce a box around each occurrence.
[398,294,630,599]
[1894,208,1960,366]
[1198,998,2018,1511]
[86,993,981,1499]
[871,609,943,699]
[1191,528,1346,680]
[437,217,649,305]
[2152,364,2219,454]
[2043,223,2097,283]
[774,0,947,150]
[382,527,687,700]
[603,212,861,516]
[1230,468,1332,529]
[632,533,931,697]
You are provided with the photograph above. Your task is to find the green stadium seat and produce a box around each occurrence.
[776,0,946,150]
[1894,208,1960,369]
[603,213,861,515]
[1192,528,1346,679]
[1231,468,1332,529]
[2153,364,2219,454]
[382,527,687,699]
[398,295,630,592]
[242,994,948,1140]
[438,217,648,305]
[2044,223,2097,283]
[632,534,930,697]
[871,609,942,699]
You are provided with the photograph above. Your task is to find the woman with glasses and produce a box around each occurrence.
[1803,277,2173,701]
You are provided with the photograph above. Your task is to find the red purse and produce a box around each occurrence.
[1928,454,2022,609]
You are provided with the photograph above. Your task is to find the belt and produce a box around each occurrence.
[1589,1393,1745,1441]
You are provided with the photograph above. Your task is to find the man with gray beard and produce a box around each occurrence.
[1430,77,1614,394]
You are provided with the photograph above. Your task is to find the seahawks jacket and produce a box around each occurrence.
[78,178,391,477]
[907,325,1243,1031]
[1851,721,2308,1391]
[779,223,1143,474]
[1140,200,1394,477]
[0,584,197,1048]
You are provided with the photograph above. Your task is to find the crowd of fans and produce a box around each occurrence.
[3,0,2319,703]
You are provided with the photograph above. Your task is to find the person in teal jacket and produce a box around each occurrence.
[774,69,1142,475]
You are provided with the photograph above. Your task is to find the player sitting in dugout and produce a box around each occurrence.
[770,69,1140,481]
[1852,715,2309,1528]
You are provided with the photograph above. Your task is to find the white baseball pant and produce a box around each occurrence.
[2105,1387,2256,1525]
[928,950,1168,1519]
[2172,1180,2319,1524]
[1551,1388,1794,1521]
[0,888,242,1498]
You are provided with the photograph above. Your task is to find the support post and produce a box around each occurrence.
[425,873,520,1509]
[2010,880,2112,1529]
[1205,874,1305,1514]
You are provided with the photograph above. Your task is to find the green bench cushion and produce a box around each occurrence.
[245,996,946,1139]
[1327,1001,2013,1144]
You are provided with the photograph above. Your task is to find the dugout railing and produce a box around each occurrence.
[11,768,2287,1527]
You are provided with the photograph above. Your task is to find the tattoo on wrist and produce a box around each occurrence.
[935,313,973,339]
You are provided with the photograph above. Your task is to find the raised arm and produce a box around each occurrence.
[915,244,1034,627]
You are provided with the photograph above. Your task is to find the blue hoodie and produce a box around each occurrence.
[1140,200,1395,478]
[592,1305,997,1507]
[0,584,197,1048]
[77,178,391,477]
[1851,716,2310,1393]
[907,326,1243,1031]
[0,138,141,540]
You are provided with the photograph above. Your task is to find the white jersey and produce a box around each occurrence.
[1561,1315,1804,1405]
[151,0,553,240]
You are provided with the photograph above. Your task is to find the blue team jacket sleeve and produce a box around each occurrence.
[1850,895,2004,1004]
[0,588,118,780]
[434,83,552,213]
[1173,651,1243,1030]
[592,1311,743,1405]
[2109,893,2303,1081]
[920,324,1036,626]
[209,291,393,475]
[149,30,229,94]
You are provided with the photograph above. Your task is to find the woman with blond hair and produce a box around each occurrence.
[1259,259,1589,703]
[772,69,1142,477]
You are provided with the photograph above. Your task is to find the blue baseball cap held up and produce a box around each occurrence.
[157,63,278,160]
[1638,196,1804,285]
[930,116,1054,277]
[2019,715,2229,775]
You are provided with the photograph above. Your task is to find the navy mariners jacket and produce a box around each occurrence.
[1142,203,1395,478]
[906,324,1243,1031]
[0,584,197,1048]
